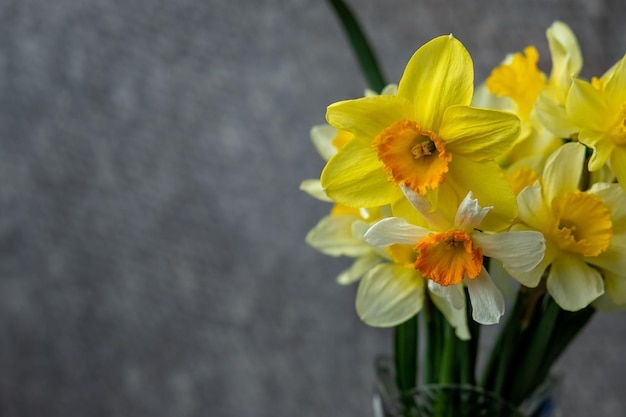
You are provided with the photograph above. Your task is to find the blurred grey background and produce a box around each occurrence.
[0,0,625,416]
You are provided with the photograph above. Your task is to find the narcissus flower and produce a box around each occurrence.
[364,186,546,325]
[482,21,581,168]
[511,142,626,310]
[566,53,626,190]
[321,35,521,231]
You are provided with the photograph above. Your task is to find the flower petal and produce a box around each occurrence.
[440,105,520,160]
[516,182,553,232]
[603,268,626,305]
[427,285,471,340]
[299,179,333,202]
[454,191,492,231]
[505,239,555,287]
[580,128,616,172]
[602,53,626,108]
[566,78,609,132]
[547,254,604,311]
[610,146,626,192]
[546,21,582,96]
[542,142,585,203]
[365,217,431,247]
[398,35,473,132]
[326,95,414,140]
[428,280,465,309]
[337,252,384,285]
[444,156,517,231]
[473,230,545,273]
[306,214,370,257]
[400,184,451,230]
[465,267,505,324]
[321,137,392,207]
[536,89,578,138]
[356,264,424,327]
[310,124,339,160]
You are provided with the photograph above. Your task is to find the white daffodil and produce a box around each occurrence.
[364,186,546,325]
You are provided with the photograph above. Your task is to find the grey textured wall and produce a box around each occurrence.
[1,0,625,416]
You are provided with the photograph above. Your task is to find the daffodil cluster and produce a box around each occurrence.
[303,22,626,338]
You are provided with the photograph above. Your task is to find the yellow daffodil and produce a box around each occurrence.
[511,142,626,310]
[364,186,545,325]
[535,21,584,138]
[320,35,520,231]
[566,53,626,190]
[483,21,581,167]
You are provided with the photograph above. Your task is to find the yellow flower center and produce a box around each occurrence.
[486,46,547,117]
[550,190,613,256]
[372,119,451,195]
[413,230,483,286]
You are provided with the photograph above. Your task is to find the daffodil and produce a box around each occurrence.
[510,142,626,310]
[483,21,581,167]
[566,53,626,190]
[321,35,520,231]
[364,186,545,325]
[535,21,584,138]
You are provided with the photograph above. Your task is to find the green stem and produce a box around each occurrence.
[424,293,444,385]
[325,0,386,92]
[394,315,418,393]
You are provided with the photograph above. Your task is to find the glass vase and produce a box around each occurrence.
[372,356,560,417]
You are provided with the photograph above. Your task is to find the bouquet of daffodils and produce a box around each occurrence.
[302,1,626,415]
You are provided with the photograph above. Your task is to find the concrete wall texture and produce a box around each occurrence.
[0,0,625,416]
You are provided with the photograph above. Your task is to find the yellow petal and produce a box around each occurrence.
[397,35,473,132]
[535,88,578,138]
[326,95,414,140]
[542,142,585,203]
[443,156,517,231]
[610,146,626,192]
[547,254,604,311]
[439,105,520,160]
[321,138,392,207]
[516,183,553,233]
[580,128,615,171]
[567,79,609,132]
[546,21,582,96]
[602,53,626,108]
[356,263,424,327]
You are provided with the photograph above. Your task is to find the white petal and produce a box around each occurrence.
[428,288,471,340]
[306,215,370,257]
[356,264,424,327]
[473,230,545,273]
[465,267,505,325]
[365,217,431,247]
[299,179,333,202]
[428,280,465,310]
[337,252,384,285]
[400,184,450,230]
[455,191,492,232]
[505,244,555,288]
[547,254,604,311]
[310,124,338,161]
